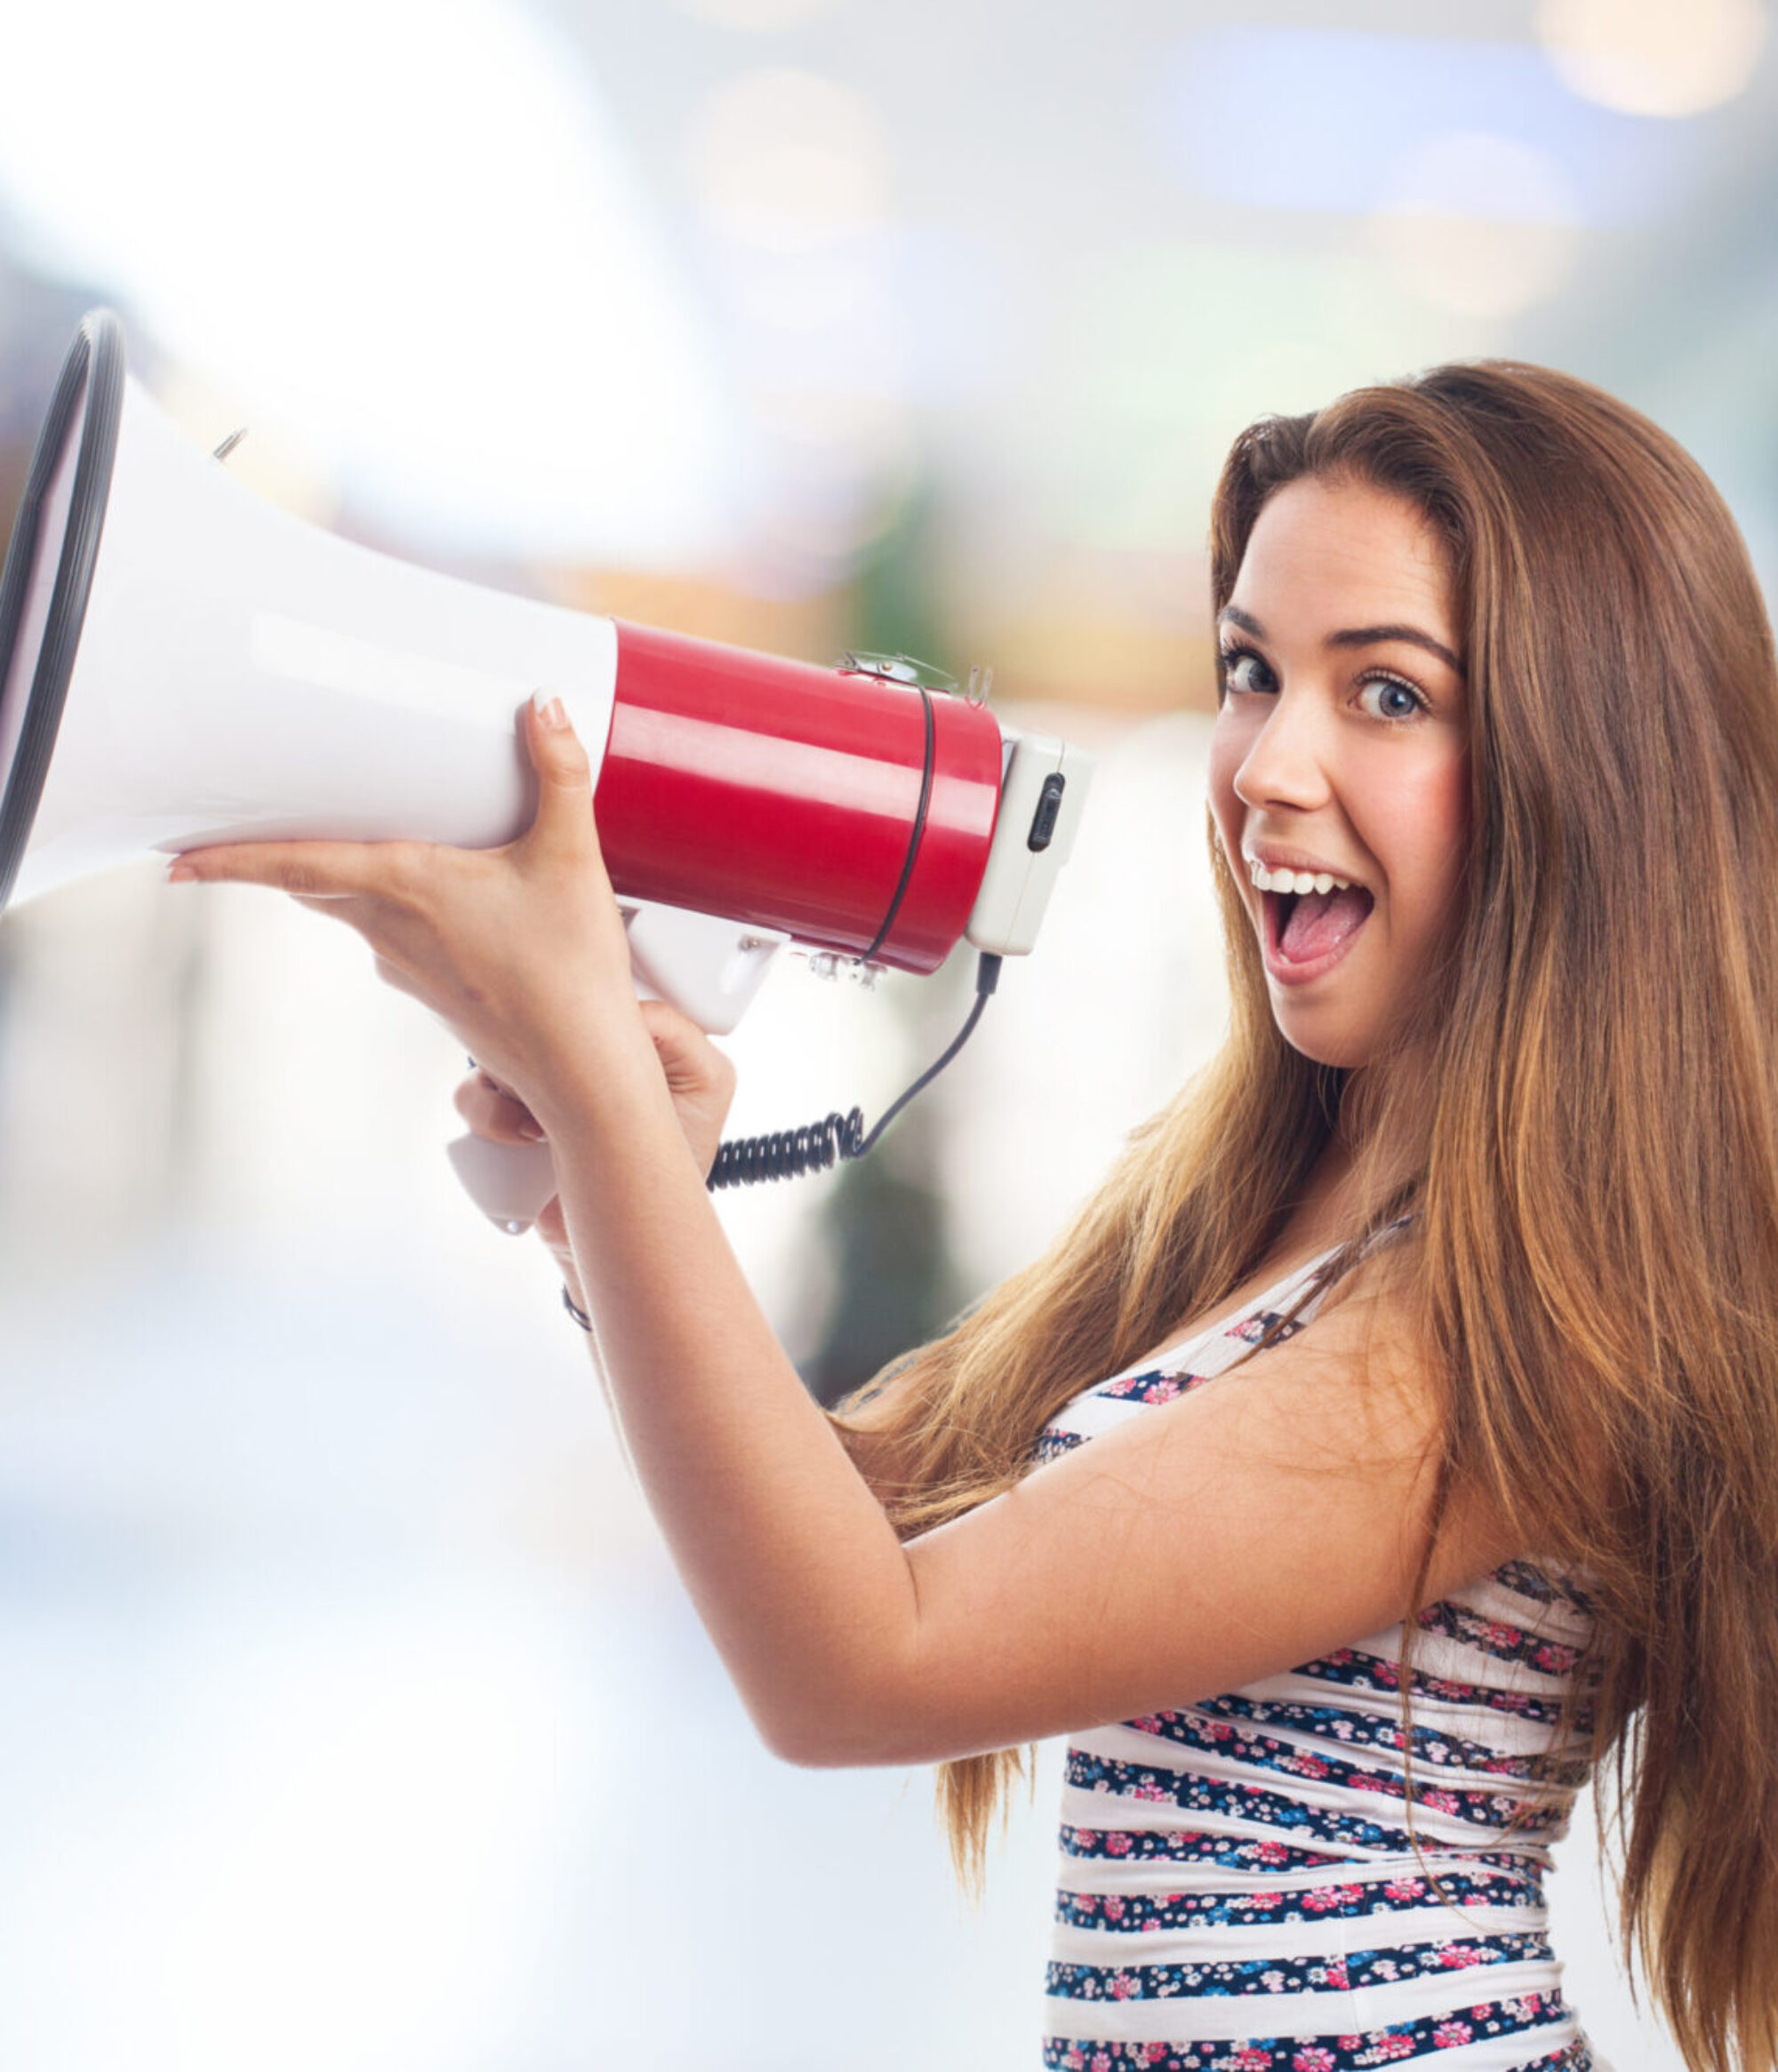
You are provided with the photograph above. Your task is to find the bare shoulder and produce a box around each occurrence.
[1221,1243,1511,1596]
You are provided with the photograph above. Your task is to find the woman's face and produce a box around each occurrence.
[1206,473,1470,1071]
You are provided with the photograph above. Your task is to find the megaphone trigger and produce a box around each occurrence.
[444,897,791,1228]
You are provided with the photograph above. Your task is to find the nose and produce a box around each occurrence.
[1231,689,1334,815]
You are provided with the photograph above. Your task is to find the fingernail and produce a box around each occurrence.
[165,860,196,883]
[533,688,568,731]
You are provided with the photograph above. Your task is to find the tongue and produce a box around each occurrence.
[1281,885,1372,962]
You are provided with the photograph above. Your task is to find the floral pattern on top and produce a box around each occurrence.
[1040,2000,1591,2072]
[1036,1223,1603,2068]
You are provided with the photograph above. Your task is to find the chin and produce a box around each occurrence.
[1273,1016,1374,1071]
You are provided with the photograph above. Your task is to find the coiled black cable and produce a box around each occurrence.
[707,952,1002,1190]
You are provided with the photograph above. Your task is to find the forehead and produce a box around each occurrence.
[1229,476,1456,644]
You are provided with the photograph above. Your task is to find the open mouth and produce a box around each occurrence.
[1264,883,1375,967]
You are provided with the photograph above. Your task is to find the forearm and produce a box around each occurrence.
[549,1252,639,1482]
[530,1033,921,1762]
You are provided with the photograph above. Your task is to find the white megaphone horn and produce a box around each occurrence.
[0,311,1093,1228]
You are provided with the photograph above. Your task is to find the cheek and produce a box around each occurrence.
[1379,754,1470,935]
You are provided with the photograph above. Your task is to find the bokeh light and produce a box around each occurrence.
[1538,0,1770,117]
[1368,132,1584,318]
[684,68,894,252]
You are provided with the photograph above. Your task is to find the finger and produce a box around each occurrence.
[167,839,420,901]
[453,1073,549,1144]
[516,691,603,877]
[289,892,377,918]
[638,997,737,1100]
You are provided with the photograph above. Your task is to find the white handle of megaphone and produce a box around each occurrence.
[444,897,790,1232]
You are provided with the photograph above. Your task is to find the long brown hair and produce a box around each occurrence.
[830,361,1778,2071]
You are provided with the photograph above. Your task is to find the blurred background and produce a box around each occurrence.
[0,0,1770,2064]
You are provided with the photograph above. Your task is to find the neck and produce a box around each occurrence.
[1322,1055,1430,1222]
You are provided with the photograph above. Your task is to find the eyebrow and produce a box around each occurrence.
[1218,604,1464,676]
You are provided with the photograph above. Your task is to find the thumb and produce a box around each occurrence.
[517,689,597,860]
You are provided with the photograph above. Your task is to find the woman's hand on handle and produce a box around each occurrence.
[454,999,739,1289]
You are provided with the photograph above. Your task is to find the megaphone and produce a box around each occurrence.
[0,310,1092,1227]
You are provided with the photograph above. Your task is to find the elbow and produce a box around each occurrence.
[750,1676,923,1770]
[757,1706,898,1770]
[765,1730,854,1771]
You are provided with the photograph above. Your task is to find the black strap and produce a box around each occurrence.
[859,684,935,964]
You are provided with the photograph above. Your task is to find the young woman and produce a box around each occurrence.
[168,361,1778,2072]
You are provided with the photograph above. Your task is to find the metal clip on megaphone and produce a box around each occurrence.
[0,311,1093,1232]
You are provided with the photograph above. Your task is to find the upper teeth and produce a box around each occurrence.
[1246,860,1357,896]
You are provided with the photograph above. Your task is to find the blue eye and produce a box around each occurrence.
[1357,675,1426,723]
[1219,647,1276,697]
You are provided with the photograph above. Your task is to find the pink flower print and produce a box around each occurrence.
[1384,1877,1424,1901]
[1092,2054,1112,2072]
[1432,2021,1474,2048]
[1422,1790,1462,1816]
[1255,1841,1289,1864]
[1103,1896,1126,1922]
[1293,2052,1337,2072]
[1436,1943,1486,1968]
[1105,1833,1133,1857]
[1229,2051,1272,2072]
[1149,1376,1182,1402]
[1075,1894,1101,1915]
[1109,1972,1141,2001]
[1486,1621,1525,1651]
[1064,2054,1085,2071]
[1302,1888,1342,1913]
[1246,1892,1283,1910]
[1371,2037,1416,2061]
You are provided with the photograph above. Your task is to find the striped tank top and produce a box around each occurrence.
[1031,1238,1606,2072]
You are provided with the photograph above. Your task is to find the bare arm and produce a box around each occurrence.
[533,1031,1514,1769]
[177,698,1515,1775]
